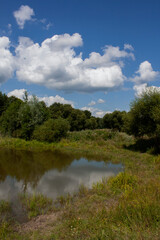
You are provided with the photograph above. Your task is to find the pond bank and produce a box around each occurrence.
[0,130,160,239]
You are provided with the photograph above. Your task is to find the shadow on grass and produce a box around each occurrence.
[124,137,160,155]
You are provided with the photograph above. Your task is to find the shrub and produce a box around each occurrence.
[108,172,137,193]
[18,96,48,140]
[32,118,70,142]
[129,88,160,138]
[110,182,160,229]
[0,99,22,136]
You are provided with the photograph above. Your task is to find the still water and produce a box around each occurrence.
[0,149,123,201]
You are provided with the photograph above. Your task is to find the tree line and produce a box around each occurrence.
[0,88,160,142]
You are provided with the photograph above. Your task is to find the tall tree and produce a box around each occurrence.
[129,88,160,137]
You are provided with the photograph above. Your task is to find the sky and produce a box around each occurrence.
[0,0,160,117]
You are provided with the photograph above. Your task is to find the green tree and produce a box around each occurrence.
[0,92,9,116]
[49,103,73,119]
[129,88,160,137]
[84,110,91,119]
[32,118,70,142]
[85,117,98,130]
[103,111,127,131]
[68,109,86,131]
[0,99,22,136]
[96,117,104,129]
[18,96,48,139]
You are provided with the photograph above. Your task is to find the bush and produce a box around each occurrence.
[108,172,137,193]
[32,118,70,142]
[18,96,48,140]
[0,99,22,136]
[103,111,128,132]
[129,88,160,137]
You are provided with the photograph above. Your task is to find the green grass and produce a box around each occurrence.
[0,136,56,151]
[107,172,138,193]
[0,129,160,239]
[0,129,133,153]
[0,220,28,240]
[0,200,11,214]
[19,193,53,219]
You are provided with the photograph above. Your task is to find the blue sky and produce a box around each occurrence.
[0,0,160,117]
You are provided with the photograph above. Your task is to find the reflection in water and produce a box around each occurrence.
[0,149,123,201]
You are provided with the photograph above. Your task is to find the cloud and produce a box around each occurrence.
[133,84,160,97]
[7,89,74,107]
[95,110,111,118]
[98,98,105,104]
[88,101,96,106]
[13,5,35,29]
[0,37,14,84]
[88,99,105,106]
[132,61,159,97]
[133,83,148,97]
[38,96,74,107]
[7,89,26,100]
[0,34,135,93]
[81,106,111,117]
[14,34,134,93]
[131,61,159,84]
[7,24,12,35]
[45,23,53,30]
[124,44,134,51]
[84,45,134,68]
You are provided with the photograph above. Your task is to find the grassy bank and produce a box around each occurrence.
[0,130,160,239]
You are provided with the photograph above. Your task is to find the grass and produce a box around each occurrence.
[107,172,138,193]
[0,200,11,214]
[0,135,56,151]
[0,129,160,239]
[19,193,53,219]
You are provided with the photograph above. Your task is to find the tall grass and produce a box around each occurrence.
[0,130,160,239]
[19,193,53,219]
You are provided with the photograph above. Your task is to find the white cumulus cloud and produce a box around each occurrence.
[132,61,159,97]
[131,61,159,84]
[0,37,14,84]
[13,5,35,29]
[7,89,26,99]
[7,89,74,107]
[14,34,134,93]
[133,84,160,97]
[133,83,147,97]
[38,95,74,107]
[81,106,111,117]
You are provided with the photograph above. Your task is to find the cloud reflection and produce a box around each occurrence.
[0,159,123,201]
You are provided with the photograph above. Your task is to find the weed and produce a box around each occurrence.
[110,182,160,229]
[0,130,159,239]
[19,193,53,219]
[56,194,72,206]
[78,184,88,197]
[108,172,138,193]
[0,200,11,214]
[0,221,11,239]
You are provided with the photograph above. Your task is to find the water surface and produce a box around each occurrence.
[0,149,123,201]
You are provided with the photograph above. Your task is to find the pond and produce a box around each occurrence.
[0,149,123,202]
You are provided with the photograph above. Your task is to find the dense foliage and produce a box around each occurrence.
[129,88,160,138]
[0,91,104,141]
[32,118,70,142]
[0,98,23,136]
[1,89,160,142]
[103,110,128,132]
